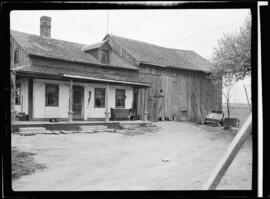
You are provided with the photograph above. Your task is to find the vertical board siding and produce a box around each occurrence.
[137,65,222,123]
[10,36,30,69]
[108,37,138,67]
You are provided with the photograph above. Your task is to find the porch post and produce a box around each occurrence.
[68,80,73,122]
[105,83,110,122]
[143,88,148,122]
[11,71,16,123]
[28,78,33,121]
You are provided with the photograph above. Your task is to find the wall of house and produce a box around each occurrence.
[31,57,140,83]
[14,78,29,114]
[33,79,69,119]
[31,78,133,120]
[84,83,133,119]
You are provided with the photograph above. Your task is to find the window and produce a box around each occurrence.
[14,49,19,65]
[15,83,21,105]
[45,84,59,106]
[100,50,109,64]
[95,88,105,108]
[115,89,125,108]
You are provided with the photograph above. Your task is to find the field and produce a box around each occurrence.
[12,121,252,191]
[222,103,251,127]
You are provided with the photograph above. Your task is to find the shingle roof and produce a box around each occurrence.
[10,30,137,70]
[11,30,213,73]
[106,34,213,72]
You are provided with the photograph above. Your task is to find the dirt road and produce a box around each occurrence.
[12,121,252,191]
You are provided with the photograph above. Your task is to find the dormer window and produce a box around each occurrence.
[100,49,109,64]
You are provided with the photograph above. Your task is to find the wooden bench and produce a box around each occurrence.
[110,108,132,121]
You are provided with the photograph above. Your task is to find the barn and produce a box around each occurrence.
[10,16,222,123]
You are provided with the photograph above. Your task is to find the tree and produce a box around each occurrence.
[210,14,251,118]
[211,15,251,82]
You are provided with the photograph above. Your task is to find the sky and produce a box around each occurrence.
[10,9,251,104]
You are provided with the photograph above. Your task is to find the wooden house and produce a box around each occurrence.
[10,16,222,123]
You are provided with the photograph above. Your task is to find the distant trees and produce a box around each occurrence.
[210,14,251,118]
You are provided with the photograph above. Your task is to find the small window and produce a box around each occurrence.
[14,49,19,65]
[45,84,59,106]
[95,88,105,108]
[15,83,21,105]
[100,50,109,64]
[115,89,125,108]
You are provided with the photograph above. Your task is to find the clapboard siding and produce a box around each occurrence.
[10,36,30,69]
[31,57,140,83]
[136,64,222,123]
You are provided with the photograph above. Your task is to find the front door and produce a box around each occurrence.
[72,86,84,120]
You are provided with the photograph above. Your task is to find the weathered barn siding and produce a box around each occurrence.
[136,65,222,123]
[10,36,30,69]
[107,37,138,67]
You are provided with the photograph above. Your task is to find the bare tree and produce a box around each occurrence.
[223,80,234,118]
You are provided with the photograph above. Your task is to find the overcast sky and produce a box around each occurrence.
[10,9,251,104]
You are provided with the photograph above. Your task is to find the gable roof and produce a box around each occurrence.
[10,30,137,70]
[106,34,213,72]
[11,30,213,73]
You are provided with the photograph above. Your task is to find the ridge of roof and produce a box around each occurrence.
[11,30,89,47]
[107,34,213,72]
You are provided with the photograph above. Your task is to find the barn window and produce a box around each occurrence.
[15,83,21,105]
[45,84,59,106]
[14,49,19,65]
[100,49,109,64]
[95,88,105,108]
[115,89,125,108]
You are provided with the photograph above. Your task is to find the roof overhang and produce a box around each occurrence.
[63,74,151,88]
[14,69,150,88]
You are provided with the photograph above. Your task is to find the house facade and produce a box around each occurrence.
[11,16,222,123]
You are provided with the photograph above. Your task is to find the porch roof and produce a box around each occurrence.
[63,74,151,87]
[13,65,150,88]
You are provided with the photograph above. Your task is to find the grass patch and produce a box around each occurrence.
[12,147,46,180]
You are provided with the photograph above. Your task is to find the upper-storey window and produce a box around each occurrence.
[100,49,109,64]
[14,49,19,66]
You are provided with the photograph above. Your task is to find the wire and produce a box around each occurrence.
[165,19,244,45]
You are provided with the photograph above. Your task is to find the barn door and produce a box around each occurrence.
[72,86,84,120]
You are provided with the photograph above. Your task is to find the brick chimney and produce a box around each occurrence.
[40,16,51,38]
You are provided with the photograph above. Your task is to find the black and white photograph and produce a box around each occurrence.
[3,1,266,196]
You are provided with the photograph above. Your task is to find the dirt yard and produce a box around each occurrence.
[12,121,252,191]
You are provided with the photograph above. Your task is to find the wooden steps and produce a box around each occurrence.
[77,125,115,133]
[19,127,46,135]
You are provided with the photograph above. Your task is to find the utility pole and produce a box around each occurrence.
[106,10,109,35]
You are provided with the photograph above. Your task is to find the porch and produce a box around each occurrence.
[12,69,151,123]
[11,120,152,133]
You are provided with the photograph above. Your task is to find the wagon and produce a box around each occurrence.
[204,110,224,126]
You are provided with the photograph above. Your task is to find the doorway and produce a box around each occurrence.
[72,86,84,120]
